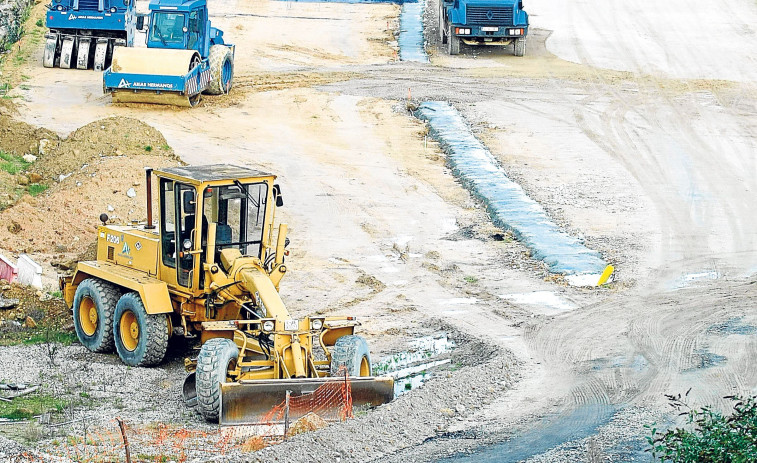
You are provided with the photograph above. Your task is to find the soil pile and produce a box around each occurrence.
[0,111,179,256]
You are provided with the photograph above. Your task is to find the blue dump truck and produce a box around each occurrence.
[43,0,137,70]
[439,0,528,56]
[102,0,234,107]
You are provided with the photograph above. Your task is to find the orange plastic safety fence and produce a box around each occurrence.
[17,375,354,461]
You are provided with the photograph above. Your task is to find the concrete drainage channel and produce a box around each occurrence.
[373,334,455,397]
[415,101,613,286]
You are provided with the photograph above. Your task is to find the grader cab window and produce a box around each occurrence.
[202,182,268,262]
[161,180,198,287]
[160,179,176,268]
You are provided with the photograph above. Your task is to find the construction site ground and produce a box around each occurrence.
[1,0,757,461]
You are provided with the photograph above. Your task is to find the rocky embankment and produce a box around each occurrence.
[0,0,32,51]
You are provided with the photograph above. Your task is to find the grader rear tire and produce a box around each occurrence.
[113,292,169,367]
[196,338,239,422]
[72,278,119,353]
[204,45,234,95]
[330,335,372,377]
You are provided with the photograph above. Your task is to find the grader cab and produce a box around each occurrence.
[61,165,393,423]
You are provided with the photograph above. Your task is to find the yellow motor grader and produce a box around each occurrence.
[60,165,393,423]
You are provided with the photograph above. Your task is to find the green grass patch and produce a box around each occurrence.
[144,145,153,152]
[27,183,48,196]
[0,151,30,174]
[0,393,66,420]
[35,19,43,28]
[21,330,77,346]
[464,275,478,284]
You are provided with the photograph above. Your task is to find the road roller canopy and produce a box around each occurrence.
[147,0,210,52]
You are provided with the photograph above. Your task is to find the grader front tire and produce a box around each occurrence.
[196,338,239,422]
[330,335,372,377]
[72,278,119,353]
[113,292,169,367]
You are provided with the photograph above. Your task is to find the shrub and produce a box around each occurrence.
[647,392,757,462]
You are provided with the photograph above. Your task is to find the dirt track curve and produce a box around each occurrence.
[2,0,757,461]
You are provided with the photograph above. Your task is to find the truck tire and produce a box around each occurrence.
[73,278,119,353]
[196,338,239,422]
[330,335,371,377]
[514,37,526,57]
[113,292,169,367]
[447,24,460,55]
[438,3,447,44]
[205,45,234,95]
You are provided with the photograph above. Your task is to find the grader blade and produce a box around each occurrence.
[219,377,394,426]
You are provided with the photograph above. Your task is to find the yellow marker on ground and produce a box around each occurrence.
[597,265,615,286]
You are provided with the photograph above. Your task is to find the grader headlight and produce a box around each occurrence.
[310,318,324,331]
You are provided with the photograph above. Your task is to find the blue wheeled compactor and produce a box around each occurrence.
[439,0,529,56]
[43,0,137,70]
[103,0,234,107]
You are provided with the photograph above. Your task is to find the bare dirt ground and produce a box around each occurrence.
[1,0,757,461]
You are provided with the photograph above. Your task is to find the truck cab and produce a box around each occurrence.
[439,0,529,56]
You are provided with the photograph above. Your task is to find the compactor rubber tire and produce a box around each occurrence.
[514,37,526,57]
[73,278,119,353]
[330,335,372,377]
[205,45,234,95]
[196,338,239,422]
[113,292,169,367]
[447,25,460,55]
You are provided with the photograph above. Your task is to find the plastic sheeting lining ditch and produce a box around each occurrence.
[415,101,612,285]
[373,334,455,396]
[398,0,428,62]
[279,0,428,62]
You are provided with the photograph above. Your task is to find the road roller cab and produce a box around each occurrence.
[60,165,394,424]
[103,0,235,106]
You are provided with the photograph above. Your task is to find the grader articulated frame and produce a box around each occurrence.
[61,165,393,423]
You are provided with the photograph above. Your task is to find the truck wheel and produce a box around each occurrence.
[196,338,239,422]
[438,3,447,44]
[73,278,119,353]
[330,335,371,377]
[113,292,169,367]
[447,25,460,55]
[514,37,526,57]
[205,45,234,95]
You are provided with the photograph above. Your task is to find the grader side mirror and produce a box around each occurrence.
[136,15,145,31]
[273,184,284,207]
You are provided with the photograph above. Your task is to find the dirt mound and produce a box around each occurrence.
[0,153,178,256]
[32,116,175,182]
[0,102,57,157]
